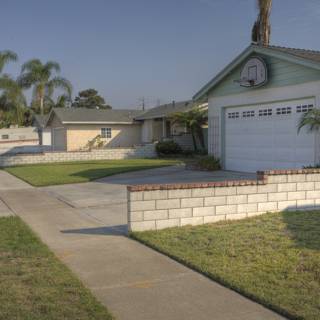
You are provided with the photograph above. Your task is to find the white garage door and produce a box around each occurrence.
[225,99,315,172]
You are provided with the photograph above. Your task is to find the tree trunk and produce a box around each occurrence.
[191,130,198,152]
[40,96,44,115]
[196,127,206,150]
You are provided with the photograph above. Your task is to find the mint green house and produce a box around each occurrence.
[194,45,320,172]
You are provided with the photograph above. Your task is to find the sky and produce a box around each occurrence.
[1,0,320,109]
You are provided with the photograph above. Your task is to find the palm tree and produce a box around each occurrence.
[18,59,72,115]
[0,50,17,73]
[0,50,26,126]
[251,0,272,46]
[170,107,208,152]
[0,75,27,126]
[298,109,320,133]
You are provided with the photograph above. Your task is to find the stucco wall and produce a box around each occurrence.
[127,169,320,232]
[141,120,153,143]
[66,123,142,151]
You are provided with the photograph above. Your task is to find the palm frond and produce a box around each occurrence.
[0,50,18,72]
[44,61,61,73]
[298,109,320,133]
[21,59,42,73]
[47,76,72,97]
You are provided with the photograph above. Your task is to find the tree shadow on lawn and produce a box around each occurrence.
[282,210,320,251]
[61,224,128,236]
[69,166,165,182]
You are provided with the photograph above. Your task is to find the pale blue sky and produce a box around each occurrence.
[1,0,319,109]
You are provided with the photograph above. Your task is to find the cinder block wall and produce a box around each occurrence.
[0,144,156,167]
[127,169,320,232]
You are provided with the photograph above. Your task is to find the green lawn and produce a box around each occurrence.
[0,216,113,320]
[4,159,182,186]
[132,211,320,320]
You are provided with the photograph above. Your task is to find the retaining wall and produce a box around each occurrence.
[0,144,156,167]
[127,169,320,232]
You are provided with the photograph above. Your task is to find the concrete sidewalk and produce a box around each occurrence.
[0,182,285,319]
[0,170,32,190]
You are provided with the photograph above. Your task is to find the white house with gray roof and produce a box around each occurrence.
[194,44,320,172]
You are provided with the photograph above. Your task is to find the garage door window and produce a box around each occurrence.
[242,111,255,118]
[101,128,112,138]
[228,112,239,119]
[276,107,291,115]
[297,104,313,113]
[259,109,272,116]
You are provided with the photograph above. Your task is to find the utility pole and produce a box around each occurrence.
[138,97,145,111]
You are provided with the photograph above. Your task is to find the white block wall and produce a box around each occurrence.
[128,169,320,232]
[0,144,156,167]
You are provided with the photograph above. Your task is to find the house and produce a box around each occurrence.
[33,114,51,148]
[135,101,194,143]
[45,101,207,152]
[46,108,144,151]
[0,126,40,154]
[193,44,320,172]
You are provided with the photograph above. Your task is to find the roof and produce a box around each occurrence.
[267,45,320,63]
[193,44,320,101]
[47,108,144,125]
[135,101,193,120]
[33,114,49,128]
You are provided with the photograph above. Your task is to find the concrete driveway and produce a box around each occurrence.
[42,166,256,228]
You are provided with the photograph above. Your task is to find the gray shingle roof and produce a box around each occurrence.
[135,101,193,120]
[266,45,320,64]
[51,108,144,124]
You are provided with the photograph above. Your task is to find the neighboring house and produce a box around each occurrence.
[33,114,51,148]
[194,44,320,172]
[46,108,144,151]
[0,127,39,154]
[135,100,208,145]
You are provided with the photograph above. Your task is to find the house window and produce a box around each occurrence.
[1,135,9,140]
[276,107,291,115]
[101,128,112,138]
[259,109,272,116]
[297,104,313,113]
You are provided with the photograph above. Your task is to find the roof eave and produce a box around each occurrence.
[193,45,253,101]
[255,46,320,71]
[62,121,139,125]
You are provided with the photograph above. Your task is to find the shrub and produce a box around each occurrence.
[196,156,221,171]
[155,140,182,156]
[303,165,320,169]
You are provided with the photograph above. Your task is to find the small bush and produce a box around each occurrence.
[304,164,320,169]
[155,141,182,156]
[196,156,220,171]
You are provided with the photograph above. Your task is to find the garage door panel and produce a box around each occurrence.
[225,99,315,172]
